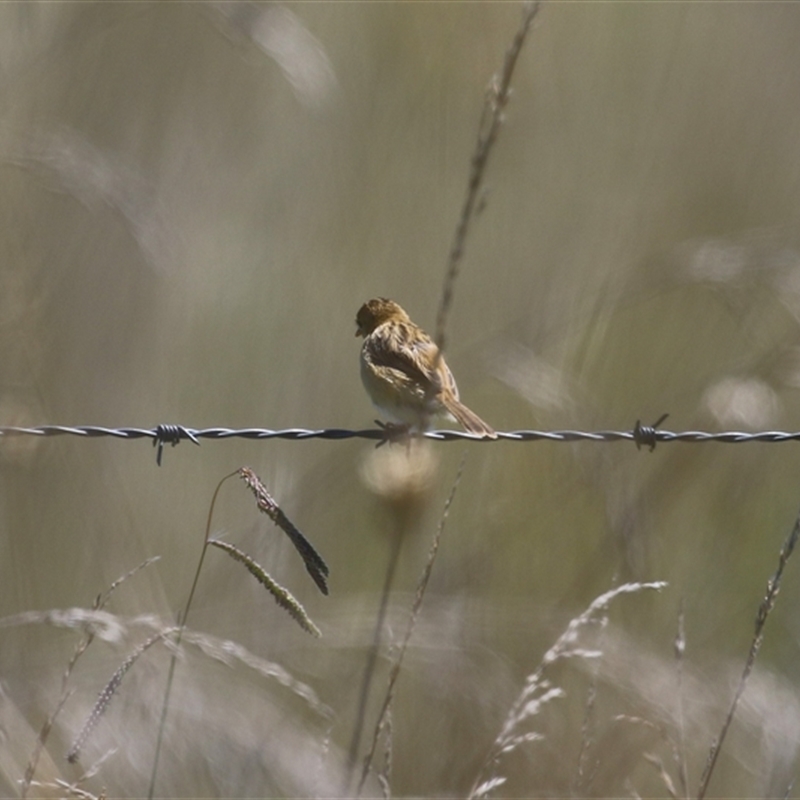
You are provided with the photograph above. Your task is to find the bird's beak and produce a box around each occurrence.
[355,328,362,337]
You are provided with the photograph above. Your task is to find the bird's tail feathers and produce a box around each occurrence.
[442,398,497,439]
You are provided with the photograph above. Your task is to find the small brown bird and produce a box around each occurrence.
[355,297,497,438]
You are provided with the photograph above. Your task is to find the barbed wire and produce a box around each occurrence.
[3,420,800,465]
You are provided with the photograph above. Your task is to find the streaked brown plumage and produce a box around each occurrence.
[355,298,496,438]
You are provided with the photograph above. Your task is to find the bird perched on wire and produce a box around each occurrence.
[355,297,497,439]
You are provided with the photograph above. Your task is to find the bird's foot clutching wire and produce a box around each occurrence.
[374,420,415,449]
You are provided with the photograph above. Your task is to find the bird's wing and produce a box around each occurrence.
[369,322,445,394]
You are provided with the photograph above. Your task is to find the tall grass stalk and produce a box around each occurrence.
[357,455,466,795]
[19,557,159,798]
[469,581,668,799]
[696,504,800,799]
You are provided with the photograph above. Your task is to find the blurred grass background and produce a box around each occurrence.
[2,2,800,797]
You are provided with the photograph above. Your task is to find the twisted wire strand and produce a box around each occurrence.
[4,423,800,466]
[2,424,800,444]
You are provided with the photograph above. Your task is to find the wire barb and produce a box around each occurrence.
[153,424,200,466]
[633,413,670,452]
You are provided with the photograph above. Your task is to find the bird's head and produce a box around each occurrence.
[355,297,409,337]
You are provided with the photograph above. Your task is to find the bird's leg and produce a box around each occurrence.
[374,420,412,448]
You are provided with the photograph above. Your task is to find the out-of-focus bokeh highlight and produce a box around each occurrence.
[2,3,800,797]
